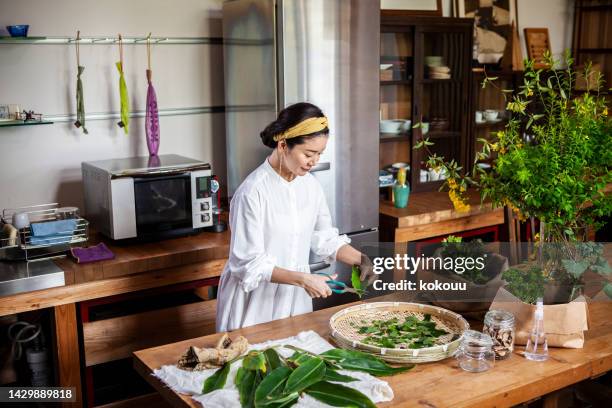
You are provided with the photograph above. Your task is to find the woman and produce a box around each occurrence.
[216,102,371,332]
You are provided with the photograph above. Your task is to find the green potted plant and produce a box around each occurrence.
[415,51,612,303]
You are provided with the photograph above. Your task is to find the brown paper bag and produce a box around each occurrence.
[489,288,588,348]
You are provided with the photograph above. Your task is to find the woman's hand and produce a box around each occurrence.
[300,273,336,298]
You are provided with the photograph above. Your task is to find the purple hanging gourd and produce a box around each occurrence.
[145,34,160,156]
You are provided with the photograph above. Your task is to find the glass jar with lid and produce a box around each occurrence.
[483,310,515,360]
[456,330,495,373]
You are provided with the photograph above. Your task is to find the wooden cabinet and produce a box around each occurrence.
[469,69,522,166]
[380,16,473,193]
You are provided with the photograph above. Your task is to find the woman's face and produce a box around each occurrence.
[281,135,328,177]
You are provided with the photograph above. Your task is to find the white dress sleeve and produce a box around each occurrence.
[310,186,350,263]
[227,191,276,292]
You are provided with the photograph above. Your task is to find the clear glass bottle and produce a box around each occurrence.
[525,298,548,361]
[456,330,495,373]
[483,310,515,360]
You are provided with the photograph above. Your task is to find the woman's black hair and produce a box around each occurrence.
[260,102,329,149]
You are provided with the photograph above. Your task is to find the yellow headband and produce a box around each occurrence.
[273,116,329,142]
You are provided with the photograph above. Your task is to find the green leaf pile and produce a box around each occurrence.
[356,314,449,349]
[201,345,413,407]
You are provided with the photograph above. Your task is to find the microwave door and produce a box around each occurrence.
[133,174,193,237]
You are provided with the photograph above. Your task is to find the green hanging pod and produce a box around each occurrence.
[116,34,129,134]
[116,61,129,134]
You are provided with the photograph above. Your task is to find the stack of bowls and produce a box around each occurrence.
[425,56,451,79]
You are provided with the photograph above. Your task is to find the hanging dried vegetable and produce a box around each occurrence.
[74,30,88,134]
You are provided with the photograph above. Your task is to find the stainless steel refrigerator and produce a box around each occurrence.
[222,0,380,309]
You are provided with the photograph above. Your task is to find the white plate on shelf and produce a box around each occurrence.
[487,118,503,123]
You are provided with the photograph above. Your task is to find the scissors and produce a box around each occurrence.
[314,272,363,295]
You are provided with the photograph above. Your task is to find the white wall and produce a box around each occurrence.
[0,0,575,212]
[0,0,225,211]
[440,0,574,63]
[516,0,574,62]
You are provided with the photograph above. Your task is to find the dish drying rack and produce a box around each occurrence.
[0,203,89,261]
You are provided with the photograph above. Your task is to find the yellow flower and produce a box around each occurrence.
[448,189,471,213]
[604,107,608,116]
[527,88,534,97]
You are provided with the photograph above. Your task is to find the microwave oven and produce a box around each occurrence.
[82,154,214,240]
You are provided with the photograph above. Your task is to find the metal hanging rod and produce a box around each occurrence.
[45,106,225,123]
[0,36,222,45]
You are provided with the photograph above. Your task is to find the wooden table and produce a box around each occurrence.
[379,189,505,242]
[134,296,612,408]
[0,230,230,407]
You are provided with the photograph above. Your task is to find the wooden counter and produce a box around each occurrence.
[0,230,230,408]
[379,189,505,242]
[134,296,612,408]
[0,230,230,316]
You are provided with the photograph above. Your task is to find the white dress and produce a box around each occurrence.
[215,158,350,332]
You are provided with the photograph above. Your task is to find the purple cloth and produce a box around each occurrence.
[71,243,115,263]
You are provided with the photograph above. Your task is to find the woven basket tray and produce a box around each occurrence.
[329,302,469,364]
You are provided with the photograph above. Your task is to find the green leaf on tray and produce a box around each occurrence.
[323,369,359,383]
[244,351,267,373]
[284,357,326,394]
[254,366,295,407]
[305,381,376,408]
[202,362,230,394]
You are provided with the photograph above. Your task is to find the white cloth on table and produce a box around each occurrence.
[215,158,350,332]
[152,330,394,407]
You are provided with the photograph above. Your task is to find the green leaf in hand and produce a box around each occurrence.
[284,357,326,394]
[305,381,376,408]
[202,362,230,394]
[351,266,364,297]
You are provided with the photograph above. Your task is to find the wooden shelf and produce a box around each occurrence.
[381,80,412,86]
[0,120,53,127]
[474,120,508,129]
[425,130,460,138]
[576,48,612,54]
[380,133,411,142]
[577,4,612,11]
[420,78,462,84]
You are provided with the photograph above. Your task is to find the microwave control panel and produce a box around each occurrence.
[191,170,213,228]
